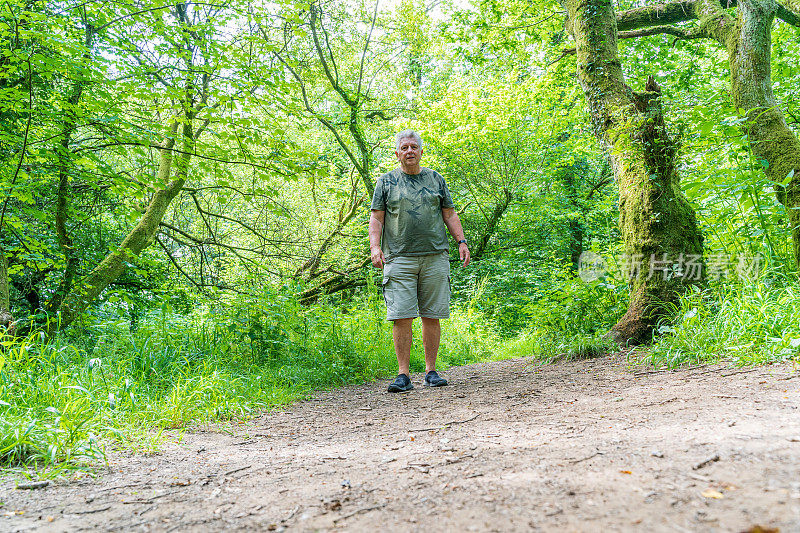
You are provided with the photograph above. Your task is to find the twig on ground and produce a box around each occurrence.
[284,506,300,521]
[720,369,760,377]
[569,450,603,464]
[640,397,679,407]
[16,481,49,490]
[223,465,251,477]
[332,504,386,523]
[634,369,671,377]
[233,438,261,446]
[122,490,180,505]
[97,482,143,492]
[71,505,112,514]
[693,454,720,470]
[408,414,480,432]
[634,363,717,377]
[136,505,156,516]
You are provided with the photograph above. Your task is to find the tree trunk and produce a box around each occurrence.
[725,0,800,264]
[692,0,800,264]
[48,120,185,332]
[473,189,512,260]
[0,245,11,330]
[47,24,95,316]
[615,0,800,265]
[561,0,705,345]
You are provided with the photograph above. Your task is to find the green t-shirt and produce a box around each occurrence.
[370,167,455,259]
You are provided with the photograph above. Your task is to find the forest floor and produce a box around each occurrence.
[3,353,800,532]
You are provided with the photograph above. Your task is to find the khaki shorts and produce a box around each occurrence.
[382,252,451,320]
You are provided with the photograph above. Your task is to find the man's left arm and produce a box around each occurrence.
[442,207,470,267]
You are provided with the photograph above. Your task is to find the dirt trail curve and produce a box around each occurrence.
[3,355,800,532]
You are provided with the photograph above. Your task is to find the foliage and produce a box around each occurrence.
[0,282,509,471]
[1,0,800,475]
[649,272,800,368]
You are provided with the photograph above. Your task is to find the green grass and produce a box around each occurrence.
[0,283,513,475]
[498,273,627,363]
[649,275,800,368]
[5,267,794,476]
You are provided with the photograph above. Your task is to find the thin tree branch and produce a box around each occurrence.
[156,234,206,291]
[271,50,366,179]
[357,0,380,97]
[0,54,33,239]
[309,1,357,107]
[618,24,708,39]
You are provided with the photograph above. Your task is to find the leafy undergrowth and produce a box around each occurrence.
[649,274,800,368]
[0,286,509,476]
[504,273,628,364]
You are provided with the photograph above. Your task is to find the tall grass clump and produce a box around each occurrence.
[649,271,800,368]
[0,331,106,471]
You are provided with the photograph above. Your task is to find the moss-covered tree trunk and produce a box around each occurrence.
[562,0,705,345]
[47,120,185,333]
[615,0,800,265]
[698,0,800,264]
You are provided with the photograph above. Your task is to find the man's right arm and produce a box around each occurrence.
[369,210,385,268]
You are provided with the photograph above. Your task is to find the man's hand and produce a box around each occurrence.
[442,207,470,268]
[371,246,385,268]
[458,242,470,267]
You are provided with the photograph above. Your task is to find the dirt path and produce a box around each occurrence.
[3,355,800,532]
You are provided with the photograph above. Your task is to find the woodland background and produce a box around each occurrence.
[1,0,799,471]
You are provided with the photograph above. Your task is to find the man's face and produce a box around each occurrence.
[395,138,422,167]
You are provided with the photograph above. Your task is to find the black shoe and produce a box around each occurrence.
[424,370,448,387]
[387,374,414,393]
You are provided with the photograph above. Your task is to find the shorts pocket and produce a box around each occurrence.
[382,264,392,308]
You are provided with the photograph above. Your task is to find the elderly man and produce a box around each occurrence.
[369,130,470,393]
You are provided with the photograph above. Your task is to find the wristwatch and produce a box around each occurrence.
[457,239,467,245]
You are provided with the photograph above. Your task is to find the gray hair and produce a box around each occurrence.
[395,129,423,149]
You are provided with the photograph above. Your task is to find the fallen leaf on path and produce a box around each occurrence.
[620,470,632,474]
[323,498,342,511]
[701,489,724,499]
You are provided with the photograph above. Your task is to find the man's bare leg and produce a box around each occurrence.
[421,317,440,372]
[392,317,414,376]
